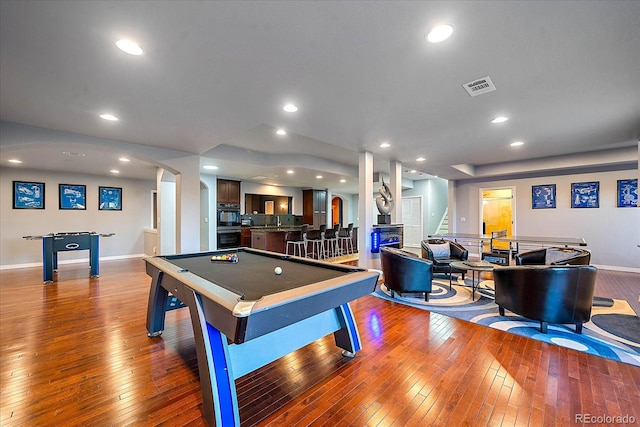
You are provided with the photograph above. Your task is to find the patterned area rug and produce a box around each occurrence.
[372,276,640,368]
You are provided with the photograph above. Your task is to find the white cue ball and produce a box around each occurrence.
[274,266,283,275]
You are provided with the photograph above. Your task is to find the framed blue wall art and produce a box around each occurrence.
[99,186,122,211]
[59,184,86,210]
[571,181,599,208]
[532,184,556,209]
[617,179,638,208]
[13,181,45,209]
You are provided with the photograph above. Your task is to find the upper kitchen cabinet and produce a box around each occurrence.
[217,179,241,204]
[302,189,327,228]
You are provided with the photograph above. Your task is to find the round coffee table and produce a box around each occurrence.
[450,260,495,300]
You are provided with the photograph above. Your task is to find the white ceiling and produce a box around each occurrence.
[1,1,638,193]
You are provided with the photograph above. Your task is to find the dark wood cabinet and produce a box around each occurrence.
[250,230,286,253]
[240,228,252,247]
[302,190,327,228]
[217,179,240,204]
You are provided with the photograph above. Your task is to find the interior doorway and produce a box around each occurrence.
[331,197,342,225]
[480,187,515,251]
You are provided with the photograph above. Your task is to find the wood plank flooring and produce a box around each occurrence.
[1,258,639,426]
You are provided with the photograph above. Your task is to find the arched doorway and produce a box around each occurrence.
[331,196,343,225]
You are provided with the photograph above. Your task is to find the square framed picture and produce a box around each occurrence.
[99,186,122,211]
[532,184,556,209]
[571,181,599,208]
[617,179,638,208]
[59,184,86,210]
[13,181,45,209]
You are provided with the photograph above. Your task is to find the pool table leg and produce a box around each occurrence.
[332,303,362,358]
[183,288,240,427]
[146,269,168,337]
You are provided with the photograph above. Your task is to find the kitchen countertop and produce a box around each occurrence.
[248,226,301,231]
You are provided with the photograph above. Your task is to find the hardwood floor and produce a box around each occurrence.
[1,258,639,426]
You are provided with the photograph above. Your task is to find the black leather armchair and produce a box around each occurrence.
[493,265,597,334]
[380,247,434,301]
[515,247,591,265]
[421,239,469,278]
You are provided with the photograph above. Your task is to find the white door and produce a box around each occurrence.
[402,196,423,248]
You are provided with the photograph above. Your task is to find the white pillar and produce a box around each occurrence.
[358,151,374,257]
[390,160,403,224]
[326,188,333,227]
[164,155,201,254]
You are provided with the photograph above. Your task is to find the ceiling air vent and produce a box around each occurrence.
[462,76,496,97]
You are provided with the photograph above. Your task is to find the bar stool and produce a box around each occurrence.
[306,225,326,259]
[323,223,340,258]
[338,223,354,255]
[285,225,307,257]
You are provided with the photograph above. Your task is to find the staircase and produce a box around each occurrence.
[436,208,449,234]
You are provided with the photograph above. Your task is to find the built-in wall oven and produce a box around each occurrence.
[217,203,241,249]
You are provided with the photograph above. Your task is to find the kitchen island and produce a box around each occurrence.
[249,226,358,256]
[250,226,298,253]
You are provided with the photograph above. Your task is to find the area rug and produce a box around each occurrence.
[372,276,640,368]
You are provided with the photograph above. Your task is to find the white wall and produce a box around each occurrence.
[1,167,155,267]
[402,178,448,236]
[159,180,176,255]
[453,169,639,270]
[200,174,218,250]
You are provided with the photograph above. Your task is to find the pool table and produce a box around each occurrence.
[145,247,379,426]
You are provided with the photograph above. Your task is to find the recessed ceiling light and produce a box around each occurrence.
[426,24,453,43]
[116,39,143,56]
[110,169,120,174]
[340,179,346,183]
[283,103,298,113]
[316,175,323,179]
[252,175,266,180]
[286,170,294,174]
[203,165,219,170]
[416,157,426,162]
[491,116,509,124]
[100,113,119,121]
[276,129,287,135]
[119,157,130,162]
[511,141,524,147]
[8,159,22,164]
[380,142,391,148]
[410,170,417,174]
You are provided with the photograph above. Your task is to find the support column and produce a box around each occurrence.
[390,161,403,225]
[164,155,201,254]
[326,189,333,227]
[358,151,374,258]
[156,168,177,256]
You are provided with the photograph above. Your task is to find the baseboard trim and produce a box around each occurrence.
[0,254,145,271]
[591,264,640,274]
